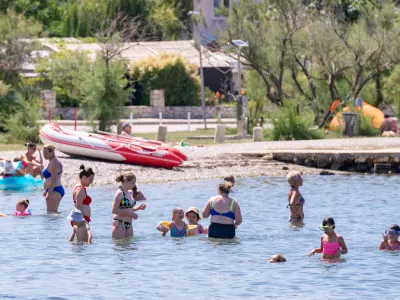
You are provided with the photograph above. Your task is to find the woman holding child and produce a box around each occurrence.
[202,181,242,239]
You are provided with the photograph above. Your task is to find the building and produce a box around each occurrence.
[21,39,235,104]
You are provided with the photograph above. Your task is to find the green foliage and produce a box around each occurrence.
[3,83,41,143]
[0,10,42,84]
[130,53,200,106]
[270,100,324,141]
[80,55,130,131]
[244,71,267,131]
[358,112,380,137]
[35,49,91,106]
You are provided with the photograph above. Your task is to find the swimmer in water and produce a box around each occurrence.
[379,224,400,251]
[309,217,348,260]
[68,209,92,244]
[158,207,190,237]
[286,171,305,224]
[268,254,286,263]
[185,207,207,234]
[14,199,31,216]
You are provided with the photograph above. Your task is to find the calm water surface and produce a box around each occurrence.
[0,175,399,299]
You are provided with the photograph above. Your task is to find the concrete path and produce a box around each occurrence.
[181,137,400,159]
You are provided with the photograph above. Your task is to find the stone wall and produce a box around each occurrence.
[44,105,236,120]
[272,151,400,174]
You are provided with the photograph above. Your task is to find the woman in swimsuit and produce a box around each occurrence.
[22,142,43,178]
[286,171,305,224]
[379,224,400,251]
[111,172,146,239]
[42,144,64,213]
[73,165,94,223]
[309,217,348,260]
[202,181,242,239]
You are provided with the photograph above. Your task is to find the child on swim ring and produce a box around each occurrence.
[14,199,31,216]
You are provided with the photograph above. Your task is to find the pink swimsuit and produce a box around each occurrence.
[323,239,340,255]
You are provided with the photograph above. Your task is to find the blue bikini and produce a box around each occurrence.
[43,161,65,197]
[210,199,236,220]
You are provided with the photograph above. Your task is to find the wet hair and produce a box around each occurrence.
[275,254,286,262]
[16,199,29,209]
[389,224,400,231]
[43,144,55,152]
[322,217,335,228]
[115,171,136,183]
[13,157,21,162]
[25,142,37,149]
[286,171,301,186]
[224,175,235,184]
[218,181,232,194]
[79,165,94,179]
[172,207,184,221]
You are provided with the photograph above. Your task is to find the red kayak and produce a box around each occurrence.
[39,123,186,169]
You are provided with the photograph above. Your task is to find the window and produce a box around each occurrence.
[214,0,230,17]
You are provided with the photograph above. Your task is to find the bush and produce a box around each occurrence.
[4,92,41,143]
[359,112,381,137]
[270,101,323,140]
[130,52,200,106]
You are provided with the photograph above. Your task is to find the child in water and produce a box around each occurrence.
[268,254,286,263]
[185,207,207,234]
[157,207,193,237]
[224,176,235,188]
[309,217,348,260]
[286,171,305,223]
[67,209,92,244]
[379,224,400,251]
[14,199,31,216]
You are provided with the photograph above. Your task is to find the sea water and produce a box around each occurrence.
[0,175,399,299]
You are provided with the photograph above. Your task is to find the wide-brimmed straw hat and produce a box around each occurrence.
[66,209,85,222]
[185,207,201,219]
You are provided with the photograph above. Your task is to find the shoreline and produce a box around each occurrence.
[4,137,400,187]
[0,150,344,188]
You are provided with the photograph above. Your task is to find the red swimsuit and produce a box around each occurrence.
[73,185,92,223]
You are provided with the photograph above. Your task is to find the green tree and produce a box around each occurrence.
[0,10,41,84]
[35,49,91,106]
[80,56,129,131]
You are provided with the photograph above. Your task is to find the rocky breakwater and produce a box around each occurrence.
[270,150,400,174]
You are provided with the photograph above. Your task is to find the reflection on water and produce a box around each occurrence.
[0,175,400,298]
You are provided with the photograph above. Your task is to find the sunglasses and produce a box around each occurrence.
[385,229,400,236]
[319,225,334,231]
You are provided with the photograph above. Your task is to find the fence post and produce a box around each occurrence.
[214,125,226,143]
[253,127,263,142]
[188,112,191,131]
[74,108,78,131]
[159,112,163,125]
[157,125,167,142]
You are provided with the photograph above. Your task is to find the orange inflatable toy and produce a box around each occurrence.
[328,101,384,130]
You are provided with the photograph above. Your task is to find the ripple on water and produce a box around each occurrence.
[0,175,399,299]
